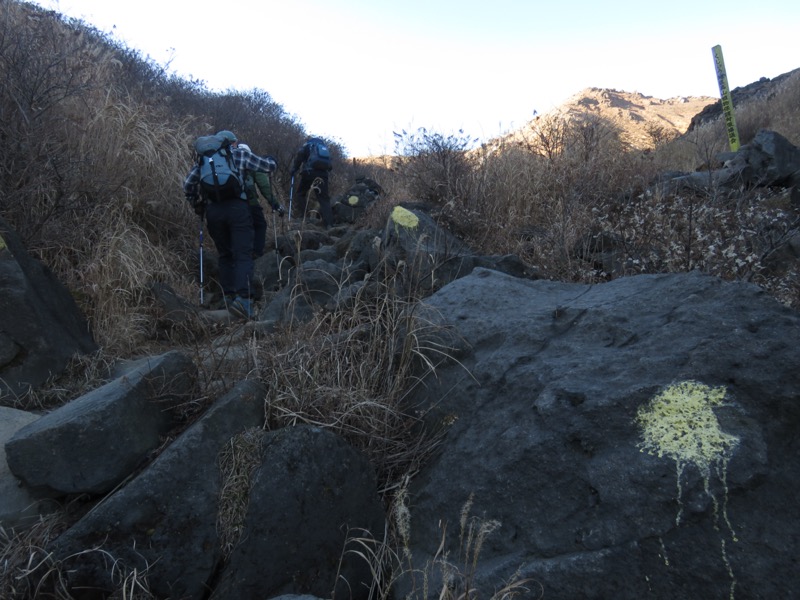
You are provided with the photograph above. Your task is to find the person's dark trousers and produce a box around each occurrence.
[250,203,267,257]
[205,198,254,298]
[296,171,334,228]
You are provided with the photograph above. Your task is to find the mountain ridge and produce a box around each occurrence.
[500,87,717,151]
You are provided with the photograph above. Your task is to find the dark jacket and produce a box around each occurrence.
[290,138,332,176]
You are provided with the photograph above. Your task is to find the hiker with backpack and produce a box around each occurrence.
[183,130,277,319]
[238,143,285,258]
[289,136,334,228]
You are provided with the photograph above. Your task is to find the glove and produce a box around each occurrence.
[266,156,278,170]
[273,204,285,217]
[188,195,206,216]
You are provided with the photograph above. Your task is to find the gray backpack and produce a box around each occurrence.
[195,135,243,201]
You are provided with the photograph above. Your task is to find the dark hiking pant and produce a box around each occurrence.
[250,203,267,257]
[206,198,254,298]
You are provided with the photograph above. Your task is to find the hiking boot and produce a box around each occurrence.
[229,296,253,320]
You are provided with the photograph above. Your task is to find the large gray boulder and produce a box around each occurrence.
[397,268,800,599]
[50,378,267,599]
[0,216,97,401]
[0,407,57,529]
[256,209,533,326]
[331,176,384,224]
[212,425,386,600]
[717,129,800,188]
[5,350,195,496]
[383,205,536,294]
[658,129,800,194]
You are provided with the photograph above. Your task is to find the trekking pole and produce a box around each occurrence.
[198,215,205,305]
[288,175,294,220]
[272,210,282,288]
[269,173,282,288]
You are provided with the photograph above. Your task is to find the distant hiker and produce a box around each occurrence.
[238,143,285,258]
[289,136,334,228]
[184,129,277,319]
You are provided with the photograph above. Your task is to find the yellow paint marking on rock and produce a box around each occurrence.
[347,195,360,206]
[636,380,740,599]
[390,206,419,230]
[636,381,739,471]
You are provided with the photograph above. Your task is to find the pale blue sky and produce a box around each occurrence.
[29,0,800,156]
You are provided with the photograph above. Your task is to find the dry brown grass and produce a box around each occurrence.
[398,116,656,283]
[7,350,114,411]
[216,427,264,559]
[260,259,455,490]
[1,509,158,600]
[376,488,535,600]
[1,513,70,599]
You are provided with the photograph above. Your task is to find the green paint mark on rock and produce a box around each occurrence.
[390,206,419,229]
[347,195,360,206]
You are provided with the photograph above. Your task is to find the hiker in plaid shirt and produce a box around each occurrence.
[184,130,277,319]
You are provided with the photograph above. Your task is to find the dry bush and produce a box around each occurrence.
[442,113,656,280]
[734,70,800,146]
[392,128,478,206]
[593,185,800,306]
[650,121,726,173]
[653,69,800,172]
[1,513,70,599]
[260,258,457,491]
[389,98,798,308]
[7,350,114,411]
[76,213,183,353]
[0,1,202,356]
[1,508,158,600]
[0,1,118,242]
[217,428,264,559]
[341,487,534,600]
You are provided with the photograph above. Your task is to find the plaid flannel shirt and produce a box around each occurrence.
[184,147,277,201]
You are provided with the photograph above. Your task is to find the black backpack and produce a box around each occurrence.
[307,138,332,171]
[195,135,243,201]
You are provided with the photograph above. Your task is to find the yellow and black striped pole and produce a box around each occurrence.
[712,44,740,151]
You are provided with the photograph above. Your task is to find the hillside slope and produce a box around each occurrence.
[504,88,716,151]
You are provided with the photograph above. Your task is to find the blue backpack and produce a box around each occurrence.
[307,138,332,171]
[194,135,243,201]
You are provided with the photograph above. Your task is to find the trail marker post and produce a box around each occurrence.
[712,44,741,152]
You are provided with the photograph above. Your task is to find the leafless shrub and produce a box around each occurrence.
[260,251,460,491]
[644,121,679,148]
[442,112,652,280]
[393,127,478,206]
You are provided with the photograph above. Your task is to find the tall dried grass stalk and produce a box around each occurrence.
[217,427,264,558]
